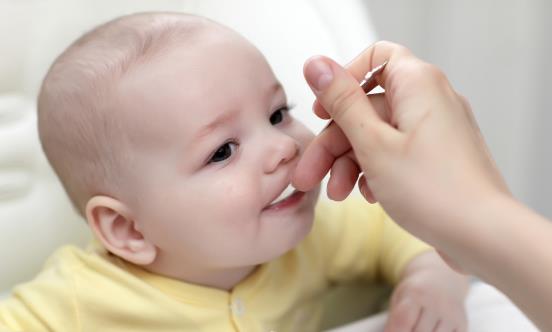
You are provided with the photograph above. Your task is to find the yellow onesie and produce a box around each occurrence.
[0,197,431,332]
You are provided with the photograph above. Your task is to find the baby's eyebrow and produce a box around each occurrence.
[194,82,284,140]
[194,109,239,140]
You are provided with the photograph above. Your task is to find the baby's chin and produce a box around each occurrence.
[230,186,320,266]
[272,187,321,256]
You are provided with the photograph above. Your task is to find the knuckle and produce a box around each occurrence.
[328,88,359,123]
[373,40,412,56]
[457,93,472,111]
[407,61,429,79]
[389,59,426,89]
[397,61,448,88]
[408,285,428,299]
[424,63,449,87]
[398,279,427,298]
[373,40,393,48]
[392,302,417,328]
[353,123,384,158]
[368,126,385,147]
[394,298,415,315]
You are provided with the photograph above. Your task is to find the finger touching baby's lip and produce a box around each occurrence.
[292,122,353,191]
[292,144,329,191]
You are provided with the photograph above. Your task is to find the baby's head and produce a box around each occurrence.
[38,12,320,278]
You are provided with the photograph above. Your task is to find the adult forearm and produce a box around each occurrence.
[454,195,552,331]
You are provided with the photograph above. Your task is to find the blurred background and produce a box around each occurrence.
[365,0,552,218]
[0,0,551,296]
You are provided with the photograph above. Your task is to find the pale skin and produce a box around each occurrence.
[389,251,468,332]
[85,28,321,290]
[82,25,468,329]
[294,40,552,331]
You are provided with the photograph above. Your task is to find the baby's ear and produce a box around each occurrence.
[86,196,157,266]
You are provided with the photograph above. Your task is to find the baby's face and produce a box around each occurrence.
[116,32,320,270]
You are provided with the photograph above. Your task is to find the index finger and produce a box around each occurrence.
[292,121,349,192]
[292,93,389,191]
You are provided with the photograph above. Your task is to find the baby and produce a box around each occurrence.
[0,12,469,331]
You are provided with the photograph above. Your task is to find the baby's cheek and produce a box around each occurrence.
[212,176,258,208]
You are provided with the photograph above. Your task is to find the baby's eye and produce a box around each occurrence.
[269,105,292,125]
[208,141,238,163]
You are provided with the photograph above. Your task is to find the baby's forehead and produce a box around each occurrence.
[117,37,277,110]
[105,26,279,145]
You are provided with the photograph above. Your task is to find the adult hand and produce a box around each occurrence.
[292,41,511,264]
[292,40,552,332]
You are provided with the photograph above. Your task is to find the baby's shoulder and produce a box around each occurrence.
[23,243,128,294]
[42,243,108,272]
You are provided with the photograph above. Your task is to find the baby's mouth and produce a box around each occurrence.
[265,183,298,208]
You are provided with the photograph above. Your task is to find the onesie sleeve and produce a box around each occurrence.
[0,247,80,332]
[313,196,432,285]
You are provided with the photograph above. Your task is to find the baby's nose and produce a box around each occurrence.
[263,134,300,174]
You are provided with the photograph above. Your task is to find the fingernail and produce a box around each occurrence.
[305,57,334,94]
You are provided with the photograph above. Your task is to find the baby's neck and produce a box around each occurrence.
[146,257,258,291]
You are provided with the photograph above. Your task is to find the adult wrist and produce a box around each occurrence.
[432,191,518,278]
